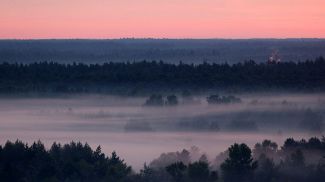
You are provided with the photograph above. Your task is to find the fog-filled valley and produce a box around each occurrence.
[2,0,325,179]
[1,93,324,171]
[0,39,325,182]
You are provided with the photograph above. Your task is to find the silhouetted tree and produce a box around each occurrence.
[137,163,171,182]
[166,162,187,182]
[188,161,218,182]
[144,94,164,106]
[221,143,257,182]
[254,154,278,182]
[105,151,132,181]
[166,95,178,106]
[253,140,278,158]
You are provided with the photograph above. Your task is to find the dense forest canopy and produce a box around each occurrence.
[1,39,325,64]
[0,57,324,94]
[1,137,325,182]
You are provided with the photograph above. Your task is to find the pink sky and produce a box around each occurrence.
[1,0,325,39]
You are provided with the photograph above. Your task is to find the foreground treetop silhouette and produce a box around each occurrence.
[1,137,325,182]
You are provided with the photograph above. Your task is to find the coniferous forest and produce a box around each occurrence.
[0,57,324,94]
[1,137,325,182]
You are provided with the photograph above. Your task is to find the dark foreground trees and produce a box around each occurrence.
[220,143,257,182]
[165,161,218,182]
[1,137,325,182]
[187,161,218,182]
[166,162,187,182]
[0,140,131,182]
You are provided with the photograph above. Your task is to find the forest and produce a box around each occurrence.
[1,39,325,64]
[2,1,325,181]
[0,137,324,182]
[0,57,324,94]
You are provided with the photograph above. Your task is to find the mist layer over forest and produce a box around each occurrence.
[1,39,325,64]
[0,93,324,170]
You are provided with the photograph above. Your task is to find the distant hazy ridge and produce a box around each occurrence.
[1,39,325,64]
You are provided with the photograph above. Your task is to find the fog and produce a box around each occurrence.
[0,93,324,170]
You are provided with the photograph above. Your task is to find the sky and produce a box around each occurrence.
[0,0,325,39]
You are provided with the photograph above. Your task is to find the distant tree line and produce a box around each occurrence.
[1,137,325,181]
[206,95,241,104]
[144,94,179,106]
[1,39,325,64]
[143,94,240,106]
[0,57,324,94]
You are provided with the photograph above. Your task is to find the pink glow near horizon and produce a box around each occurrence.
[0,0,325,39]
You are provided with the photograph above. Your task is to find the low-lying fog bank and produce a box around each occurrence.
[0,93,324,170]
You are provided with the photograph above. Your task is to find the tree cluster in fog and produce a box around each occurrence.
[142,136,325,182]
[131,97,324,132]
[144,94,178,106]
[144,93,241,107]
[0,57,324,94]
[207,95,241,104]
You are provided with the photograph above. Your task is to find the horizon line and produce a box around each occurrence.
[1,37,325,41]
